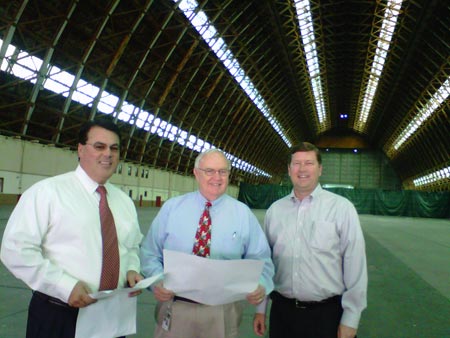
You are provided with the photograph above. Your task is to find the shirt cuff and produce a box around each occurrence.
[53,273,79,303]
[255,296,269,314]
[340,309,361,329]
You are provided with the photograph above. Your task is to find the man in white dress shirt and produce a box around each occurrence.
[1,119,143,338]
[253,142,367,338]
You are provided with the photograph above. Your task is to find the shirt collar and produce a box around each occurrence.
[289,183,323,203]
[75,165,108,194]
[310,183,323,198]
[196,190,226,207]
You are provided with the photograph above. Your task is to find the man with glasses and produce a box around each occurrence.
[140,149,274,338]
[1,119,143,338]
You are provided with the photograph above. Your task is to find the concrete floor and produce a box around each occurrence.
[1,205,449,337]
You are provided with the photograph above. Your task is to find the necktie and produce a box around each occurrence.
[97,185,120,290]
[192,201,212,257]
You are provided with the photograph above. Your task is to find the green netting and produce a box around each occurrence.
[238,183,450,218]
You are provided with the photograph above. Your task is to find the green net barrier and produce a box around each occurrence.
[238,183,450,218]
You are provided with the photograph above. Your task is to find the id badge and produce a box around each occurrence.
[162,303,172,331]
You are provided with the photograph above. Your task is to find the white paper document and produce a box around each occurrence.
[75,273,163,338]
[88,273,163,300]
[163,249,263,306]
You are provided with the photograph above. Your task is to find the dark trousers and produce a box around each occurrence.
[26,291,79,338]
[269,292,343,338]
[26,291,126,338]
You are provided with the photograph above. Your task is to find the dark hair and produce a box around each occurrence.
[78,119,121,145]
[289,142,322,165]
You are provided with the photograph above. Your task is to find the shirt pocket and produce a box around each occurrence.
[310,221,339,252]
[212,229,244,259]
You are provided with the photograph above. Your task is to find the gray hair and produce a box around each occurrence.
[195,149,231,170]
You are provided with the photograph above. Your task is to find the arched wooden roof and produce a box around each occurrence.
[0,0,448,190]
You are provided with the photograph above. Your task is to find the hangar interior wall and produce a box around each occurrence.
[320,149,401,189]
[279,148,402,190]
[0,135,239,205]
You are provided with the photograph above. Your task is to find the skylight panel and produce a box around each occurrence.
[175,0,291,147]
[355,0,402,130]
[393,77,450,150]
[8,53,42,82]
[75,79,99,102]
[19,53,43,72]
[294,0,328,126]
[72,89,96,106]
[0,39,272,179]
[0,43,16,71]
[150,117,161,134]
[118,111,131,123]
[47,65,75,86]
[97,91,119,114]
[44,66,73,97]
[122,101,136,115]
[177,136,186,146]
[43,78,70,96]
[413,166,450,187]
[135,110,150,129]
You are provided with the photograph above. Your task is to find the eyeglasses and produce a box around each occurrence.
[85,142,120,153]
[197,168,230,177]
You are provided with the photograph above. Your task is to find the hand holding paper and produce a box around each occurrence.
[152,282,175,302]
[75,273,163,338]
[246,284,266,305]
[163,249,264,305]
[89,273,163,299]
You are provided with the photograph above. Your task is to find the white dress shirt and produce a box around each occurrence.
[264,184,367,329]
[1,165,142,303]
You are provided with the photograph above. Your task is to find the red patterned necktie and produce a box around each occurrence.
[192,201,212,257]
[97,185,120,290]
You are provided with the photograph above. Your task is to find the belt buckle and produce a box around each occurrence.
[295,299,307,309]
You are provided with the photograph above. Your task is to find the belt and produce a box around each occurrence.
[270,291,341,309]
[173,296,200,304]
[33,291,76,310]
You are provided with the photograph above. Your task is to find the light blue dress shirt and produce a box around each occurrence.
[140,191,274,294]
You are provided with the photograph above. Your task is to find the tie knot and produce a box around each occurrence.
[205,201,212,208]
[97,185,107,196]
